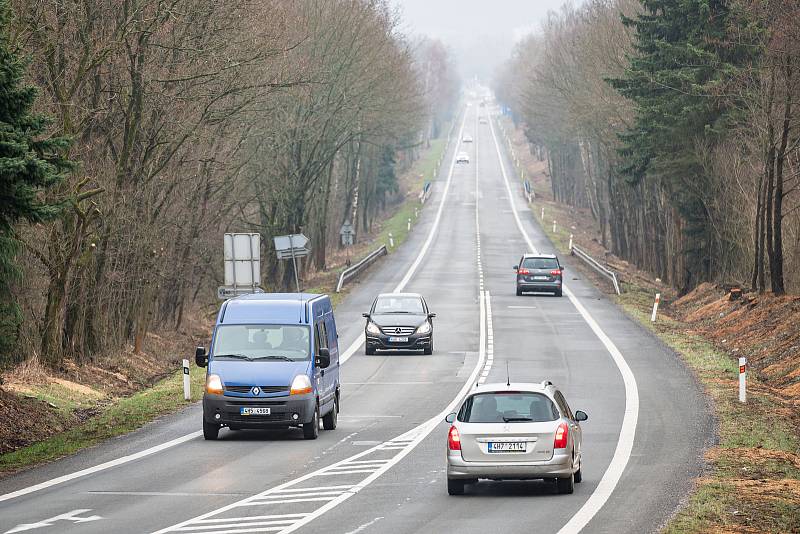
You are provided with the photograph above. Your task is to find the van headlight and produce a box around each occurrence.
[290,374,313,395]
[416,321,432,335]
[366,322,381,335]
[205,374,224,395]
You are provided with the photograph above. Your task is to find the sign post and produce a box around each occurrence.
[273,233,311,294]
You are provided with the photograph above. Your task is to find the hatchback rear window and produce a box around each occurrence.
[522,257,559,269]
[458,392,559,423]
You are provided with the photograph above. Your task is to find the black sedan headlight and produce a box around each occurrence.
[366,322,381,335]
[415,321,432,335]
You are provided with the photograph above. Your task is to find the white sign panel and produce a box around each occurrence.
[223,233,261,287]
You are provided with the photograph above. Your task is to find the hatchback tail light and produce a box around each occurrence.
[550,269,562,276]
[448,426,461,450]
[518,268,530,275]
[554,422,569,449]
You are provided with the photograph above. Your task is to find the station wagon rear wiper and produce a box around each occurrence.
[503,416,534,422]
[253,355,295,362]
[214,353,251,360]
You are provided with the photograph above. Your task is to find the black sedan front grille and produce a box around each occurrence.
[380,326,416,335]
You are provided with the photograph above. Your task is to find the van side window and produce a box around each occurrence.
[315,322,328,350]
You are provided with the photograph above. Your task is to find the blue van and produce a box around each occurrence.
[195,293,340,440]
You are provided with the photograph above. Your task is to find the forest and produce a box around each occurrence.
[0,0,458,369]
[495,0,800,296]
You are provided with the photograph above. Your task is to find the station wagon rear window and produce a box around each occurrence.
[212,324,310,361]
[522,257,559,270]
[458,392,559,423]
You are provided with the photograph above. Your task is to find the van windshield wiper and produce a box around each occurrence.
[252,355,295,362]
[503,416,534,422]
[214,353,251,360]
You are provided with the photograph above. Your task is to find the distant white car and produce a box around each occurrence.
[456,152,470,164]
[462,134,473,143]
[479,117,488,124]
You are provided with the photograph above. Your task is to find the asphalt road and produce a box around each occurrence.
[0,103,712,534]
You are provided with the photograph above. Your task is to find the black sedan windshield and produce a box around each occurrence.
[373,296,424,314]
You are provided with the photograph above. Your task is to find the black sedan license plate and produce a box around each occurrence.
[488,442,526,452]
[388,336,408,343]
[240,407,270,416]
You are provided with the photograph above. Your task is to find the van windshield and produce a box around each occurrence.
[212,325,310,361]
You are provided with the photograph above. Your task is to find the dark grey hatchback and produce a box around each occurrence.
[515,254,564,296]
[364,293,435,355]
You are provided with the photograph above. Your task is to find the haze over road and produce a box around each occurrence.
[0,102,710,534]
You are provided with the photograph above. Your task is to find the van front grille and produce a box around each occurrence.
[225,385,289,394]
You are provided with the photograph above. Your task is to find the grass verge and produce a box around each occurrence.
[0,364,206,475]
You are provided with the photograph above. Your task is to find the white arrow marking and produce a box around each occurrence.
[5,509,102,533]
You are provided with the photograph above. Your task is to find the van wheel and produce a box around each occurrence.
[203,421,219,440]
[556,473,574,494]
[322,397,338,430]
[447,478,465,496]
[303,405,320,440]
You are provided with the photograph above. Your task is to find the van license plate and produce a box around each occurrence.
[388,336,408,343]
[488,442,526,452]
[240,407,270,416]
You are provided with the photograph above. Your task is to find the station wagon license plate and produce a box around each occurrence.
[533,275,548,280]
[488,442,526,453]
[388,336,408,343]
[240,407,270,416]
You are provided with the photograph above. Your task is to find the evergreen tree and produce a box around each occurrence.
[610,0,743,289]
[0,0,71,361]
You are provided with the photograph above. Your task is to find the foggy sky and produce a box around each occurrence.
[392,0,573,82]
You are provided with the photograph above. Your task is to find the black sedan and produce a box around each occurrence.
[363,293,435,355]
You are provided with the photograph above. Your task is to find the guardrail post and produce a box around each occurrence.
[650,293,660,322]
[739,357,747,403]
[182,359,190,401]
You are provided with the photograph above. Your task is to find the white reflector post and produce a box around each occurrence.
[650,293,660,322]
[183,359,191,401]
[739,357,746,403]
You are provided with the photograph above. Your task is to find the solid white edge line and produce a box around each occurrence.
[0,431,202,504]
[0,110,472,506]
[487,114,640,534]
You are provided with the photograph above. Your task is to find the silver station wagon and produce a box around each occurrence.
[445,381,588,495]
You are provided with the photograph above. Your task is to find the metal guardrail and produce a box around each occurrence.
[570,244,621,295]
[336,245,388,292]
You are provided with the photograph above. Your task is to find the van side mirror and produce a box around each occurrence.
[195,346,207,368]
[445,412,457,424]
[575,410,588,422]
[316,347,331,369]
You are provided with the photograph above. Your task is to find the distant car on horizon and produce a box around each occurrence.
[479,117,488,125]
[462,134,473,143]
[456,152,470,164]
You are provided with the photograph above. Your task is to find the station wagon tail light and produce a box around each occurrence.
[290,374,313,395]
[518,268,530,275]
[550,269,562,276]
[554,422,569,449]
[448,426,461,450]
[205,374,224,395]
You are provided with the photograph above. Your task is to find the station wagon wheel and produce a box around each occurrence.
[447,478,465,496]
[556,472,574,494]
[303,404,320,440]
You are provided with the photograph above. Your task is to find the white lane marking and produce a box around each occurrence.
[339,109,470,365]
[154,114,490,534]
[507,305,536,309]
[5,509,102,534]
[0,112,471,506]
[0,431,201,503]
[488,114,640,534]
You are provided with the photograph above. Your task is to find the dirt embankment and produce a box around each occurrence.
[0,314,208,456]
